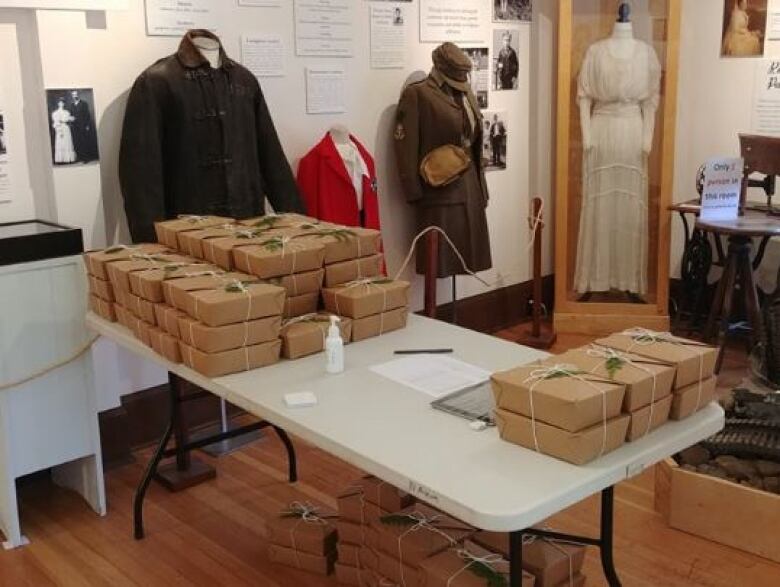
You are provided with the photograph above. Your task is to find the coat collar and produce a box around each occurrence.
[177,29,234,69]
[318,133,375,188]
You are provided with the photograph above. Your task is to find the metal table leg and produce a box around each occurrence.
[600,486,621,587]
[509,530,524,587]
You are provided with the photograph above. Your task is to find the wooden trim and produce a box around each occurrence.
[552,0,678,332]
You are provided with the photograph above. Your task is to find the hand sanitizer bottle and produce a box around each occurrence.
[325,315,344,374]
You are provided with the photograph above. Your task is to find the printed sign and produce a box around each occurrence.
[699,157,743,221]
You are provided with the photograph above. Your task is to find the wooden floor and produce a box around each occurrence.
[2,330,780,586]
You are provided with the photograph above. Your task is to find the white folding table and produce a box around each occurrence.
[87,313,724,587]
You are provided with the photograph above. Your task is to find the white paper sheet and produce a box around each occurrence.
[769,9,780,40]
[370,355,492,399]
[752,59,780,136]
[305,68,346,114]
[145,0,218,37]
[238,0,281,6]
[420,0,487,43]
[294,0,354,57]
[242,34,285,77]
[370,4,406,69]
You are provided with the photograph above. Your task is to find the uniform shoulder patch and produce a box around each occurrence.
[394,122,406,141]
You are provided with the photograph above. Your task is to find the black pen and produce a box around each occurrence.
[394,348,453,355]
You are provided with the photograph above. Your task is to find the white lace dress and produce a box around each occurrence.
[574,39,661,295]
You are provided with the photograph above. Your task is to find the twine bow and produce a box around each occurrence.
[446,548,508,587]
[393,513,458,586]
[622,328,706,414]
[523,364,610,459]
[335,277,391,334]
[177,214,208,223]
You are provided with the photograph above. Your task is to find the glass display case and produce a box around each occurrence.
[553,0,680,334]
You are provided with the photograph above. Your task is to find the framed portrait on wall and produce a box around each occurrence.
[721,0,767,58]
[45,88,100,167]
[553,0,681,335]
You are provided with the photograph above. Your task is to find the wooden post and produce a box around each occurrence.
[517,197,556,349]
[424,229,439,318]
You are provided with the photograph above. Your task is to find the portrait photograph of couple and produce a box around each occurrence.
[46,88,100,166]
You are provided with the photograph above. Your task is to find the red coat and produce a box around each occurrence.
[296,134,381,230]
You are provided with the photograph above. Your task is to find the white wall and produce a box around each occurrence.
[673,0,780,291]
[0,1,555,407]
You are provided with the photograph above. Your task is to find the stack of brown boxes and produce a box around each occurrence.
[279,313,353,360]
[552,345,677,442]
[336,476,415,585]
[84,243,171,322]
[473,530,585,586]
[322,279,410,342]
[163,271,285,377]
[595,331,718,421]
[267,502,338,577]
[491,361,629,465]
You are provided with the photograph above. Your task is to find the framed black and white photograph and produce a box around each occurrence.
[482,110,508,171]
[721,0,767,57]
[0,114,6,156]
[493,0,532,23]
[465,47,489,110]
[493,29,520,90]
[45,88,99,166]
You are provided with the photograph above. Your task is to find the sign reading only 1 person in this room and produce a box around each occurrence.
[700,157,743,221]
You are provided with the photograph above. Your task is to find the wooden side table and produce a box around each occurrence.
[698,213,780,371]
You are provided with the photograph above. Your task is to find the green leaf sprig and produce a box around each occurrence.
[604,355,625,379]
[467,559,507,587]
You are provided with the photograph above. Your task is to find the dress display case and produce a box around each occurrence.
[553,0,681,334]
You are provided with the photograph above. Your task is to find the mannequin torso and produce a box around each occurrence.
[192,36,221,69]
[607,21,635,58]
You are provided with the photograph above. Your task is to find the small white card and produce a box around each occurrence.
[284,391,318,408]
[699,157,743,221]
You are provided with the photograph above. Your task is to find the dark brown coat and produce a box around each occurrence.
[394,74,492,277]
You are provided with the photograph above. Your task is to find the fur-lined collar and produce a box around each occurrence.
[176,29,234,69]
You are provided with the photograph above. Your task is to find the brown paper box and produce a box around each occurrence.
[268,510,338,556]
[125,293,157,325]
[89,294,116,322]
[376,548,421,586]
[361,477,415,513]
[233,237,326,278]
[338,543,361,567]
[239,213,321,230]
[283,292,321,319]
[419,540,534,587]
[491,362,626,432]
[596,333,717,390]
[554,346,675,412]
[375,503,473,567]
[148,327,182,363]
[106,254,193,292]
[473,531,583,587]
[335,563,364,586]
[162,271,250,307]
[203,235,275,270]
[176,225,249,259]
[338,491,368,525]
[361,547,379,572]
[281,315,352,359]
[324,254,383,287]
[670,376,717,420]
[626,394,673,441]
[337,520,372,547]
[154,304,187,337]
[495,408,630,465]
[322,280,410,319]
[351,308,408,342]
[179,339,281,377]
[115,304,132,329]
[129,263,217,302]
[179,282,286,327]
[84,243,171,280]
[297,226,382,265]
[154,215,234,249]
[88,275,115,302]
[131,315,152,347]
[267,543,335,576]
[268,268,325,297]
[113,286,130,308]
[178,315,281,353]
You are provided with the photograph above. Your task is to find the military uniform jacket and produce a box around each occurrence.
[119,30,303,243]
[394,72,492,277]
